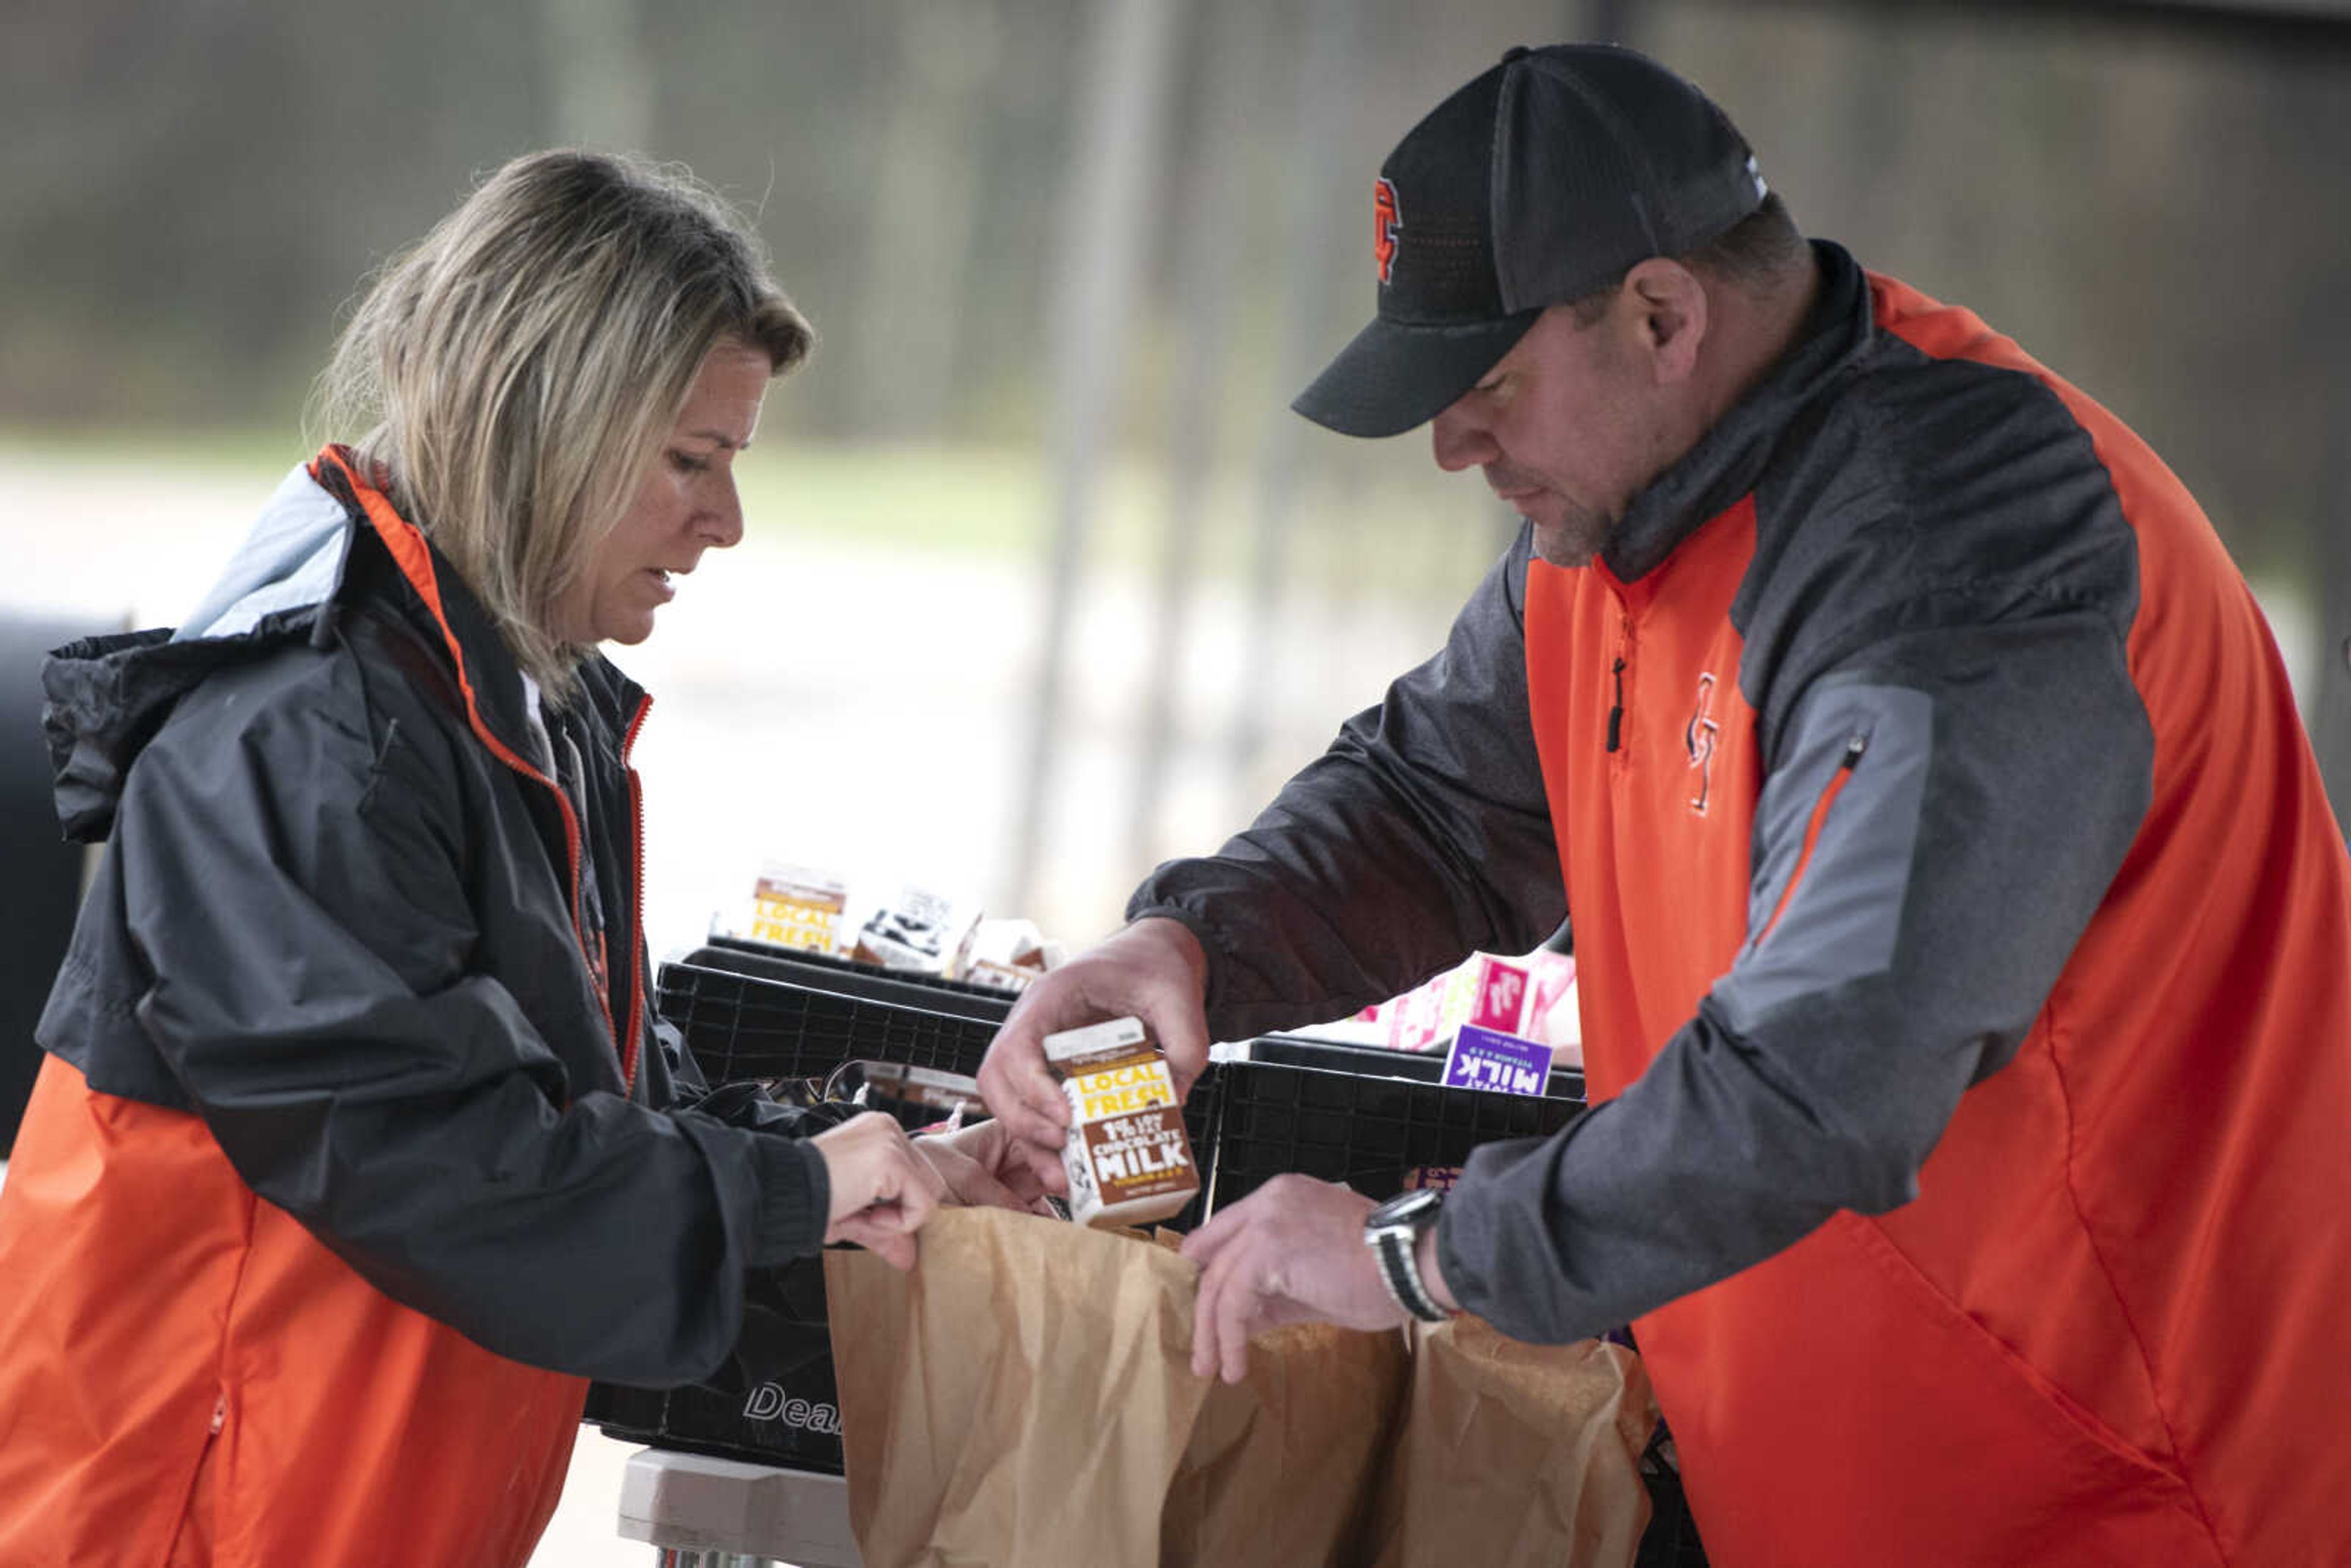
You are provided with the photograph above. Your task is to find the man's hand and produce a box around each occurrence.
[810,1111,951,1270]
[913,1117,1057,1215]
[976,917,1212,1195]
[1180,1174,1432,1384]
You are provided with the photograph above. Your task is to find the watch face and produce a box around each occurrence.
[1370,1187,1442,1229]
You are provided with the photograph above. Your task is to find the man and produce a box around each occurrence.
[978,43,2350,1566]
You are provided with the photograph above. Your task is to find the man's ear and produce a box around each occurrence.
[1624,258,1708,385]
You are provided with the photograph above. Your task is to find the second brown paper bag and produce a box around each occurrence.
[1362,1318,1659,1568]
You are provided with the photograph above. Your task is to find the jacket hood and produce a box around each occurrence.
[43,462,355,843]
[174,462,354,643]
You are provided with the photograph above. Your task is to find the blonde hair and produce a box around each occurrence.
[315,149,812,699]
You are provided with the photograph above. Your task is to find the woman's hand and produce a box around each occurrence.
[810,1111,951,1270]
[914,1118,1059,1215]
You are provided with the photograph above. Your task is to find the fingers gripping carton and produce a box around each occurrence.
[1043,1018,1200,1229]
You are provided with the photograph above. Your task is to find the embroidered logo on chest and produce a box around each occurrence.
[1685,672,1720,815]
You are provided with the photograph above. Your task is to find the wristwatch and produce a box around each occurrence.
[1364,1188,1452,1323]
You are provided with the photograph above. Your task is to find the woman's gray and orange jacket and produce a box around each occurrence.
[1134,242,2351,1565]
[0,449,835,1566]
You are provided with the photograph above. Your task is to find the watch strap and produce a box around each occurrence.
[1370,1221,1450,1324]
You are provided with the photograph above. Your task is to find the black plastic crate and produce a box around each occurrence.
[583,1255,844,1472]
[655,959,1005,1086]
[696,937,1026,1017]
[1238,1030,1586,1101]
[588,958,1014,1469]
[1194,1036,1585,1218]
[600,961,1224,1468]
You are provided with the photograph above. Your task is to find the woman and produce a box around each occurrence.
[0,150,1030,1566]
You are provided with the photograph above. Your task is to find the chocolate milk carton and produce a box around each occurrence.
[1043,1017,1200,1229]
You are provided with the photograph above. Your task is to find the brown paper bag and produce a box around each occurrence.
[1159,1319,1409,1568]
[1363,1319,1659,1568]
[828,1210,1646,1568]
[824,1207,1215,1568]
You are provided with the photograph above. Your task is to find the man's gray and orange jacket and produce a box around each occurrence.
[0,450,838,1567]
[1134,242,2351,1565]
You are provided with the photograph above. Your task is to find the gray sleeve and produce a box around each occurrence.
[1128,528,1565,1041]
[1438,607,2153,1342]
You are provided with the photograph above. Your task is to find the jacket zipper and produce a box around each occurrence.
[1605,607,1635,757]
[1753,735,1867,948]
[536,754,620,1079]
[619,692,653,1095]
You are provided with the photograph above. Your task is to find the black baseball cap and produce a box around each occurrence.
[1293,44,1769,438]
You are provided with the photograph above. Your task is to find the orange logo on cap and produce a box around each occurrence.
[1373,177,1401,285]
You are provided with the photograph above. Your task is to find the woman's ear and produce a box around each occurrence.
[1624,258,1708,386]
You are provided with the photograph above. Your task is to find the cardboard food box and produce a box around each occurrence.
[738,862,850,956]
[849,882,982,977]
[1387,953,1534,1053]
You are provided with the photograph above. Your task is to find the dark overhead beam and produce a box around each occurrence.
[1700,0,2351,55]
